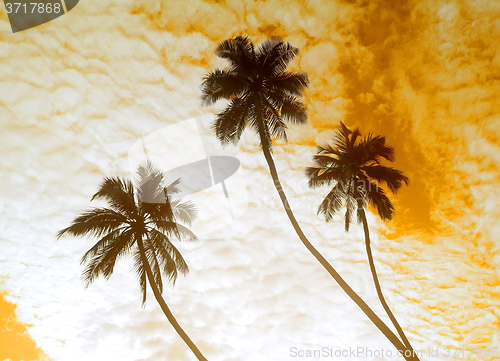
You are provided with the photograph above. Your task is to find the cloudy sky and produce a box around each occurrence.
[0,0,499,360]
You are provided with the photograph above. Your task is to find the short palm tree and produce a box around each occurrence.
[306,121,413,353]
[57,163,208,361]
[201,36,418,360]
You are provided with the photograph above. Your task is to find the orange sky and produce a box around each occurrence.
[130,0,500,236]
[0,290,47,361]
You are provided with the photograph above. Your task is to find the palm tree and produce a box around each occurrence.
[306,121,414,353]
[57,163,208,361]
[200,36,419,360]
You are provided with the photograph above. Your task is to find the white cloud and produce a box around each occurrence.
[1,0,499,360]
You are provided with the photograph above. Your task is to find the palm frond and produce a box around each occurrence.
[349,127,361,151]
[145,192,176,225]
[152,220,197,242]
[306,165,344,189]
[332,122,353,154]
[170,198,198,226]
[278,94,307,125]
[366,183,395,221]
[144,236,163,294]
[165,178,182,195]
[245,97,273,151]
[265,72,309,96]
[200,69,248,106]
[316,143,339,156]
[261,106,288,141]
[133,248,148,306]
[81,229,135,288]
[257,93,288,142]
[155,238,180,284]
[211,97,251,145]
[133,163,178,224]
[215,36,255,75]
[91,177,136,217]
[134,162,167,205]
[57,208,128,239]
[265,90,307,126]
[148,228,189,284]
[344,195,357,232]
[80,226,129,264]
[317,184,346,222]
[359,134,395,163]
[361,165,409,193]
[311,152,342,168]
[257,38,299,77]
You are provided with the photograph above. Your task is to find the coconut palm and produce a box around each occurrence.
[57,163,208,361]
[201,36,418,360]
[306,121,413,352]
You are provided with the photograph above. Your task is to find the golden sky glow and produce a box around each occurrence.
[0,0,499,360]
[0,290,48,361]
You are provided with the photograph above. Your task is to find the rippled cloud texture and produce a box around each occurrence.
[0,0,499,360]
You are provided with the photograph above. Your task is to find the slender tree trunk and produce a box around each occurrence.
[252,93,419,361]
[357,205,414,350]
[137,237,208,361]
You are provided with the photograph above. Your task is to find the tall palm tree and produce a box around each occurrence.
[201,36,419,360]
[306,121,413,353]
[57,163,208,361]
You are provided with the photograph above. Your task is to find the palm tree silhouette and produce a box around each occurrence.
[57,163,208,361]
[201,36,418,360]
[306,121,414,353]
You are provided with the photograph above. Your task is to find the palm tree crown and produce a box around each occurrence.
[306,121,409,229]
[57,163,209,360]
[200,35,309,148]
[57,163,197,305]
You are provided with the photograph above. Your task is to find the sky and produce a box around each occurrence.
[0,0,499,360]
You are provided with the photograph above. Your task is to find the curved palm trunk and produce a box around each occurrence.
[253,94,419,361]
[357,205,414,351]
[137,238,208,361]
